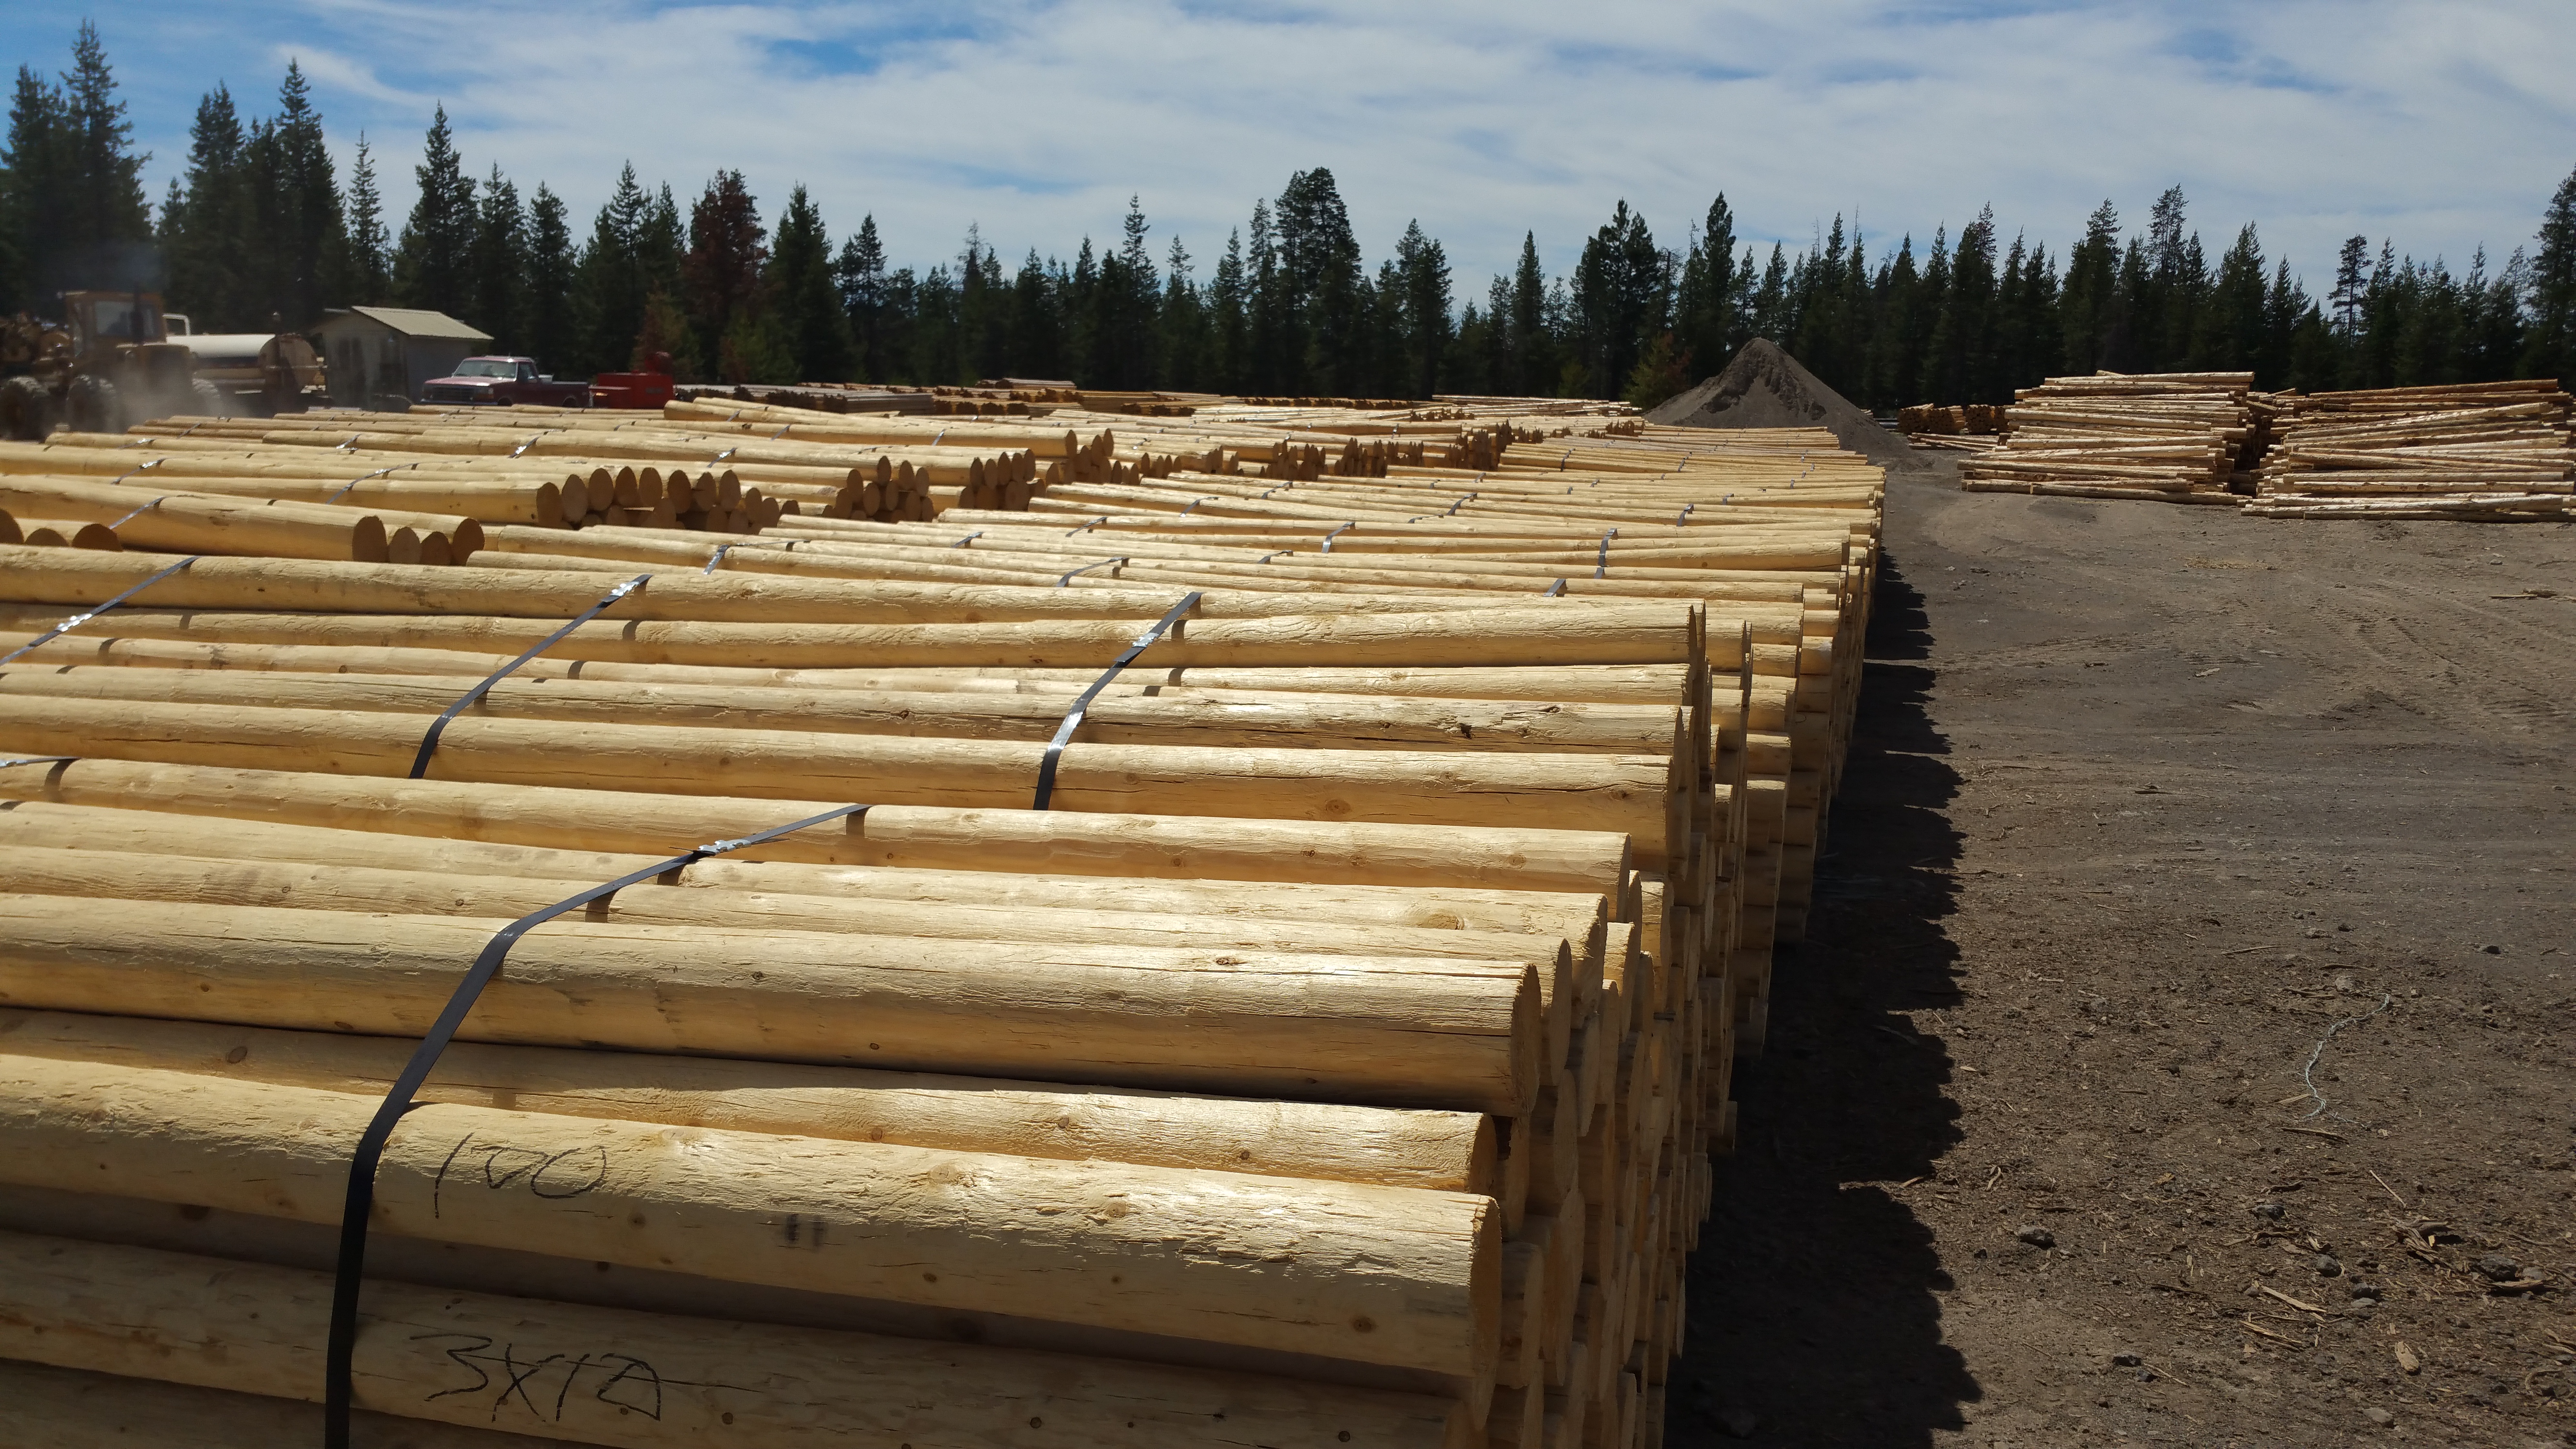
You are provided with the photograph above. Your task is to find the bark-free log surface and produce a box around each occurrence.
[0,1231,1473,1448]
[0,1358,564,1449]
[0,696,1679,862]
[0,1057,1499,1376]
[0,894,1544,1111]
[0,760,1633,892]
[0,1008,1495,1192]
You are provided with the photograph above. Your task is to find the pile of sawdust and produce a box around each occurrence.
[1648,338,1925,474]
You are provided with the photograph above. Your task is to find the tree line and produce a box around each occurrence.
[5,24,2573,405]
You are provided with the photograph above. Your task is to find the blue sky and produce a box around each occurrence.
[14,1,2574,292]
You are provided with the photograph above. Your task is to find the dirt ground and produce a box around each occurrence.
[1671,456,2576,1447]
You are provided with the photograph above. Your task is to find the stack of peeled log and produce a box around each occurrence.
[2247,379,2574,520]
[0,397,1882,1449]
[1958,371,2255,503]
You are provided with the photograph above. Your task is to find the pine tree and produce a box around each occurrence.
[571,163,647,374]
[1674,193,1738,379]
[523,184,574,371]
[343,133,389,303]
[2060,200,2120,371]
[2192,223,2267,372]
[2331,235,2372,336]
[1750,243,1789,343]
[1276,169,1361,392]
[1392,219,1451,399]
[0,64,70,311]
[681,170,765,378]
[770,184,849,384]
[1244,199,1287,393]
[833,212,889,381]
[392,105,475,317]
[1160,234,1208,389]
[1573,201,1670,398]
[469,165,526,351]
[2522,166,2576,388]
[163,82,248,328]
[1008,249,1064,382]
[1208,227,1246,391]
[268,61,343,325]
[58,21,152,277]
[1507,232,1551,395]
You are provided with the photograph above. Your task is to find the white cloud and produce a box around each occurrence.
[45,0,2576,288]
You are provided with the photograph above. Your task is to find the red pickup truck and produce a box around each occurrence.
[419,356,593,407]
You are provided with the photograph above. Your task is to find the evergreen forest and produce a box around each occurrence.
[6,25,2573,407]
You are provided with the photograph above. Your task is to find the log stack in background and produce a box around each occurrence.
[2246,380,2574,520]
[0,393,1883,1449]
[1957,371,2255,504]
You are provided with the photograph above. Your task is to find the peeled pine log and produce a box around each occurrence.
[0,797,1612,947]
[11,515,121,548]
[0,760,1633,892]
[0,1056,1499,1377]
[0,667,1685,756]
[0,1231,1471,1448]
[0,696,1683,863]
[0,467,580,524]
[0,1358,561,1449]
[0,1008,1495,1193]
[0,893,1545,1111]
[0,543,1707,639]
[0,475,484,564]
[0,844,1586,1064]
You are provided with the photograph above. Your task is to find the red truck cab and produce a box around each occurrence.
[420,356,592,407]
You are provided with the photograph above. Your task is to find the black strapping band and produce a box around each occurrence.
[1065,515,1110,536]
[701,545,736,574]
[1594,528,1618,578]
[949,531,983,548]
[321,801,874,1449]
[1057,557,1128,587]
[1674,503,1695,527]
[0,555,202,666]
[1543,579,1567,597]
[1320,522,1354,553]
[406,573,650,778]
[1256,549,1288,564]
[1031,593,1201,810]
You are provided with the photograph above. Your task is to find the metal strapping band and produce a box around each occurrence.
[509,435,544,459]
[1543,579,1567,597]
[701,544,736,574]
[1447,492,1476,515]
[710,447,739,466]
[109,458,163,485]
[1256,550,1288,564]
[406,573,651,778]
[108,495,168,528]
[770,424,792,439]
[337,435,359,451]
[1674,503,1694,527]
[1031,592,1201,810]
[1065,515,1110,536]
[1594,528,1617,579]
[0,555,202,666]
[325,464,410,503]
[321,801,875,1449]
[0,756,77,769]
[1180,497,1209,515]
[1320,522,1354,553]
[1057,557,1128,587]
[950,531,983,548]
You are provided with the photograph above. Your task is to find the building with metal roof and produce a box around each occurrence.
[310,306,494,408]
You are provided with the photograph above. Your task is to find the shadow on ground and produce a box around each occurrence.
[1671,554,1980,1445]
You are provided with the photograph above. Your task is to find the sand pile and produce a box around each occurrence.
[1649,338,1925,474]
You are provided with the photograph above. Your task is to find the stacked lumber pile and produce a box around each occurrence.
[1959,371,2255,504]
[2247,380,2574,520]
[0,397,1881,1449]
[1897,403,2008,444]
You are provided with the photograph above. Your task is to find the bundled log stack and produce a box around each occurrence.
[1958,371,2255,504]
[1897,403,2008,448]
[0,395,1881,1449]
[2246,380,2574,520]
